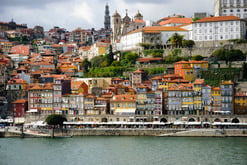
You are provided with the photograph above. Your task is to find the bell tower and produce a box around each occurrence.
[104,3,111,30]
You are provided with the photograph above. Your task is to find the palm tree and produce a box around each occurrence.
[168,33,184,48]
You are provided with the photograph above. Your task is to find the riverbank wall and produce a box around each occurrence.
[54,128,247,137]
[1,128,247,138]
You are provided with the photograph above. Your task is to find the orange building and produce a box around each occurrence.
[174,60,208,81]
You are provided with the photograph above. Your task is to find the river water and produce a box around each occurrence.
[0,137,247,165]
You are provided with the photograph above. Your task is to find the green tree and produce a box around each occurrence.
[226,49,245,61]
[45,114,67,138]
[111,61,121,66]
[182,40,195,48]
[168,33,184,48]
[193,17,200,21]
[81,58,91,73]
[139,42,155,49]
[45,114,67,126]
[192,55,204,61]
[106,45,114,65]
[124,52,139,65]
[212,49,226,60]
[90,55,105,68]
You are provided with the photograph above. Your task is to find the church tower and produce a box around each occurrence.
[134,10,143,21]
[112,11,121,42]
[121,9,131,35]
[104,3,111,30]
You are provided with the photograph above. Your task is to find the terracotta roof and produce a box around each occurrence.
[221,81,233,85]
[211,87,221,91]
[112,78,123,81]
[133,69,145,73]
[8,79,26,84]
[132,19,145,23]
[159,17,192,26]
[235,92,247,97]
[126,26,187,36]
[190,60,208,64]
[71,81,86,90]
[151,76,162,80]
[194,16,241,23]
[193,79,205,84]
[137,57,162,63]
[175,60,189,64]
[163,74,182,78]
[111,95,136,102]
[29,83,53,90]
[12,99,27,104]
[31,70,44,75]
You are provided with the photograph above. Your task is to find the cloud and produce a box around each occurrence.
[71,2,95,25]
[0,0,213,31]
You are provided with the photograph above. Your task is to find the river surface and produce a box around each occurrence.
[0,137,247,165]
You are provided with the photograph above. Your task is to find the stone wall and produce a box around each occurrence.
[162,43,247,57]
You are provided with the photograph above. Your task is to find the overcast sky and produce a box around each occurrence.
[0,0,214,31]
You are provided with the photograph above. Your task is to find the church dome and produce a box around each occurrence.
[113,11,121,17]
[135,11,143,17]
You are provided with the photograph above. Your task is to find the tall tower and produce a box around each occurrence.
[104,3,111,30]
[112,11,121,41]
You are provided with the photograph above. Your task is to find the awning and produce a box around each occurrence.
[27,109,38,113]
[115,109,136,115]
[14,117,25,124]
[186,122,202,125]
[174,121,186,125]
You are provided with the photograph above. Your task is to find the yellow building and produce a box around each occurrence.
[234,92,247,114]
[193,79,204,115]
[211,87,222,114]
[110,95,136,115]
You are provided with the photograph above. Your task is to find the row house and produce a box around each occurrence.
[84,95,109,115]
[0,41,14,54]
[28,83,52,113]
[234,92,247,114]
[74,78,112,94]
[10,45,32,56]
[211,87,222,113]
[174,60,208,81]
[158,74,189,91]
[136,86,164,115]
[220,80,234,114]
[110,95,136,115]
[167,80,234,115]
[12,99,28,118]
[131,69,148,89]
[53,78,71,113]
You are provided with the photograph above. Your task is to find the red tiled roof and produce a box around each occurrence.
[194,16,241,23]
[193,79,205,84]
[159,17,192,26]
[111,95,136,102]
[137,57,162,62]
[12,99,27,104]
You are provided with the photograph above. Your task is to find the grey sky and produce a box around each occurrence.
[0,0,214,31]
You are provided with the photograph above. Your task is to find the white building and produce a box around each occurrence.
[192,16,246,45]
[118,26,188,51]
[215,0,247,19]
